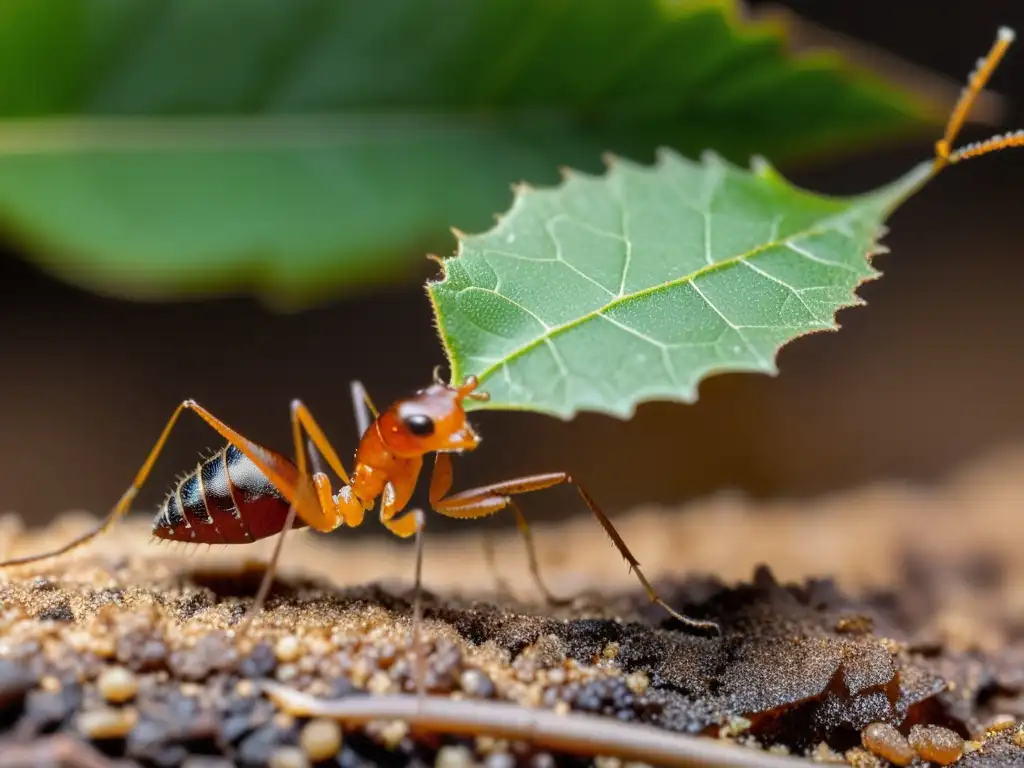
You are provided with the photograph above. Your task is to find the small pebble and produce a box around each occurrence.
[484,753,516,768]
[39,675,62,693]
[275,664,299,683]
[367,670,392,694]
[379,719,409,749]
[300,718,343,761]
[1014,728,1024,748]
[269,746,311,768]
[720,716,752,738]
[275,636,303,664]
[460,668,495,698]
[98,666,139,703]
[240,642,277,678]
[90,636,117,659]
[273,712,296,731]
[77,706,138,739]
[435,745,474,768]
[625,671,649,695]
[809,742,845,763]
[986,713,1017,732]
[238,726,289,765]
[908,724,964,765]
[0,658,37,709]
[861,722,915,767]
[964,739,984,754]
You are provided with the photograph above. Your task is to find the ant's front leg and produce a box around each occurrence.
[431,458,720,635]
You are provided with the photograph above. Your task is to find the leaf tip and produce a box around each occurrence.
[449,226,468,241]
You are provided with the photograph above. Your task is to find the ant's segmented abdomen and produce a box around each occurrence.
[153,444,306,544]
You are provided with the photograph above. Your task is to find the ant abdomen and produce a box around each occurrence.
[153,444,305,545]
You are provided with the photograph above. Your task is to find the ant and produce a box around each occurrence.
[0,367,719,645]
[3,24,1023,678]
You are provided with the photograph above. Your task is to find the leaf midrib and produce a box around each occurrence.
[468,204,876,389]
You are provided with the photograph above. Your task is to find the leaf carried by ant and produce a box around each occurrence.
[427,153,933,419]
[428,24,1022,420]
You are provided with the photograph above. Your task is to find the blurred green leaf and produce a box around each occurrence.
[428,153,932,419]
[0,0,936,305]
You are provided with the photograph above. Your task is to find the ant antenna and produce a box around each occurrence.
[935,26,1021,172]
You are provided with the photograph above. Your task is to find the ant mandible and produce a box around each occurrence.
[0,366,719,638]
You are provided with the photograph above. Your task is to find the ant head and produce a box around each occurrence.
[378,369,490,458]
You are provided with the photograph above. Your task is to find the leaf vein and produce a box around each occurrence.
[743,260,819,323]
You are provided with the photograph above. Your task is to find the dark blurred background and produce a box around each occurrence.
[2,0,1023,537]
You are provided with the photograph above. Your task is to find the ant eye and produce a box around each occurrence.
[402,413,435,437]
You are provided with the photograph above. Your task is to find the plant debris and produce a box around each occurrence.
[2,449,1024,766]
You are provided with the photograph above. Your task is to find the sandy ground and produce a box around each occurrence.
[1,447,1024,767]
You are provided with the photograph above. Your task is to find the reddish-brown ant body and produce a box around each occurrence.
[0,368,718,636]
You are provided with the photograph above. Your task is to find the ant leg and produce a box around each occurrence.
[480,531,517,602]
[381,506,428,697]
[349,380,379,437]
[289,400,353,487]
[0,401,193,569]
[240,400,365,630]
[0,400,343,572]
[435,473,720,635]
[429,454,569,607]
[508,499,572,607]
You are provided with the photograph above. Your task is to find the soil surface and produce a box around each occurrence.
[2,448,1024,767]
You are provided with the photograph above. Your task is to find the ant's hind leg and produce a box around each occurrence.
[240,399,363,631]
[429,454,572,609]
[0,401,209,569]
[507,499,573,608]
[435,470,720,635]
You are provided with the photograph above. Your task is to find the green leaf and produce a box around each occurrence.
[427,152,934,419]
[0,0,935,305]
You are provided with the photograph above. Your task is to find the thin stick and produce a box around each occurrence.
[262,683,809,768]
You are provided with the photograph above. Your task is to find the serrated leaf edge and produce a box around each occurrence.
[426,154,934,420]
